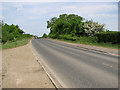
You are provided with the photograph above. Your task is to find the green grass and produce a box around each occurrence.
[54,38,119,49]
[1,38,31,49]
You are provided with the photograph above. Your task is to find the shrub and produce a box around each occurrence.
[84,20,107,36]
[42,33,48,38]
[2,23,33,44]
[78,36,98,43]
[48,34,58,39]
[96,31,120,44]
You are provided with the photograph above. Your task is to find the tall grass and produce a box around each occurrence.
[54,37,119,49]
[2,38,31,49]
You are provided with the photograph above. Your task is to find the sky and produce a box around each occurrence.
[1,0,119,36]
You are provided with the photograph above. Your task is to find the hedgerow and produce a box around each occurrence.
[96,31,120,44]
[1,22,33,44]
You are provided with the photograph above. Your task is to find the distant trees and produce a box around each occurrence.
[46,14,120,44]
[47,14,85,37]
[47,14,106,39]
[42,33,48,38]
[1,22,33,44]
[0,20,2,41]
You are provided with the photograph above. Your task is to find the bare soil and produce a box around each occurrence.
[2,42,54,88]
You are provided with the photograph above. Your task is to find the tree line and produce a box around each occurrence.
[47,14,107,37]
[45,14,119,44]
[0,21,33,44]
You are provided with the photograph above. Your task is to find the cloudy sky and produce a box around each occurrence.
[1,0,119,36]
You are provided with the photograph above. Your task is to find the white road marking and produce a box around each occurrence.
[30,40,59,88]
[102,63,113,67]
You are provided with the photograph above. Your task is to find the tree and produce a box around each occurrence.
[2,23,32,44]
[47,14,85,38]
[0,20,2,40]
[84,20,107,36]
[47,14,108,40]
[47,17,58,29]
[42,33,48,38]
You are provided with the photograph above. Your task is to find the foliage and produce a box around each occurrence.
[47,14,108,38]
[47,14,119,46]
[0,20,2,41]
[2,22,33,44]
[96,31,120,44]
[58,35,79,41]
[56,38,119,49]
[42,33,48,38]
[47,14,85,37]
[84,20,108,36]
[2,38,31,49]
[78,36,98,43]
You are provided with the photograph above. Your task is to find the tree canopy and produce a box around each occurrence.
[84,20,107,36]
[1,22,33,44]
[42,33,48,38]
[47,14,107,38]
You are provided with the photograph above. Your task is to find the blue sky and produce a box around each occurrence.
[2,1,118,36]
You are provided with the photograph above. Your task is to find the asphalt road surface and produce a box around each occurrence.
[31,39,118,88]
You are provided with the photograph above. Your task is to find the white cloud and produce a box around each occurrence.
[2,2,24,12]
[16,4,23,12]
[88,14,118,30]
[2,2,118,36]
[88,14,117,18]
[3,2,117,19]
[1,0,119,2]
[60,4,117,15]
[0,2,2,19]
[56,3,118,30]
[2,6,9,10]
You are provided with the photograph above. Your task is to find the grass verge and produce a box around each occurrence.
[1,38,31,49]
[53,38,119,49]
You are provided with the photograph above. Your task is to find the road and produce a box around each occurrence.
[31,39,118,88]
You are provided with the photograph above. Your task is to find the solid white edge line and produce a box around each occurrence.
[30,40,59,89]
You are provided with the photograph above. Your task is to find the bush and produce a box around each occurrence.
[78,36,98,43]
[48,34,57,39]
[42,33,48,38]
[96,31,120,44]
[84,20,107,36]
[58,35,75,41]
[2,23,33,44]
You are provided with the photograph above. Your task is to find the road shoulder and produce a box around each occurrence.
[2,42,54,88]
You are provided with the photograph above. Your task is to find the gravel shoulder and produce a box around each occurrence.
[2,42,54,88]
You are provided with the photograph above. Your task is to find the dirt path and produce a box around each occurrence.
[2,42,54,88]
